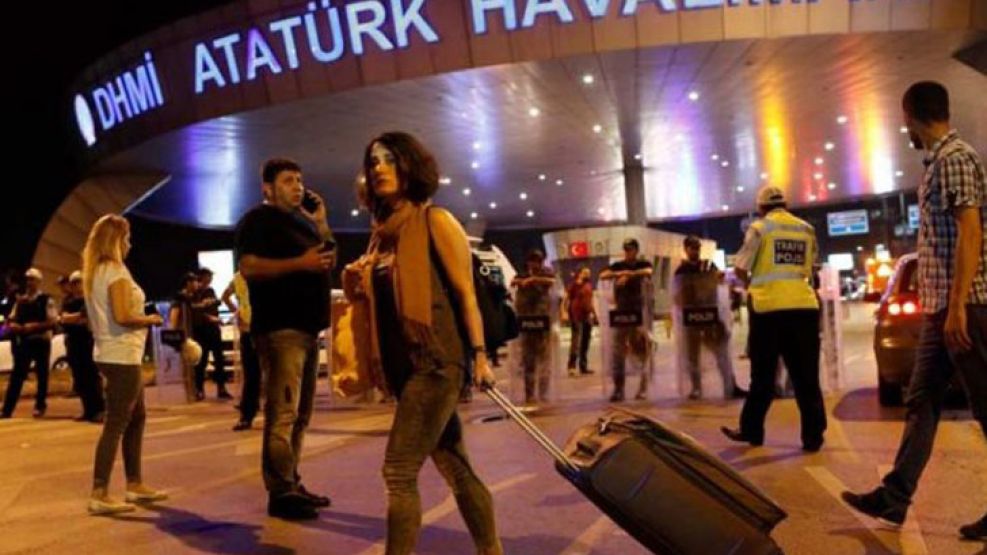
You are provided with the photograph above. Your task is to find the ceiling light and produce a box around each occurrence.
[856,245,864,252]
[489,202,497,209]
[439,176,452,185]
[471,161,479,169]
[760,172,769,180]
[556,179,564,186]
[350,209,359,217]
[813,172,823,180]
[462,188,471,196]
[519,192,528,200]
[528,107,540,117]
[895,170,904,177]
[538,174,546,181]
[824,142,835,151]
[827,182,837,190]
[809,194,818,202]
[836,115,848,125]
[526,210,535,218]
[721,160,730,167]
[721,205,729,211]
[736,186,745,192]
[814,157,824,165]
[688,90,700,101]
[634,153,643,161]
[470,212,478,220]
[582,74,595,85]
[472,141,481,150]
[900,126,908,134]
[592,124,602,133]
[711,154,719,161]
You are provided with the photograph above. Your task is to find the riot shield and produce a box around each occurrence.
[672,271,736,400]
[507,277,562,406]
[597,277,657,402]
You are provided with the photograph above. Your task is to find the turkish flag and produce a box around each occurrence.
[569,241,589,258]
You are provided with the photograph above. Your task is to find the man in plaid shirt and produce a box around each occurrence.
[843,82,987,539]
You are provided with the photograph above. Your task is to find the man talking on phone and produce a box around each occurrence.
[235,158,335,520]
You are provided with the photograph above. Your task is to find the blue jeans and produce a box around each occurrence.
[254,329,318,497]
[881,306,987,508]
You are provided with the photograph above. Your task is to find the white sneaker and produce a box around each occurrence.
[88,498,136,515]
[125,488,169,503]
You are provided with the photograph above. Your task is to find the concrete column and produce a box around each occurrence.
[622,158,646,226]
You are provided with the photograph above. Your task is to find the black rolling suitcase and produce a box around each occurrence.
[484,387,786,555]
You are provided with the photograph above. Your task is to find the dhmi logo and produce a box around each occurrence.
[74,52,165,147]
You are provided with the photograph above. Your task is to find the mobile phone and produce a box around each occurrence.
[302,189,321,213]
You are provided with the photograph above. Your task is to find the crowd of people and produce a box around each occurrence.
[0,81,984,547]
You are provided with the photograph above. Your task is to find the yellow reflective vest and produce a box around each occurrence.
[748,209,819,313]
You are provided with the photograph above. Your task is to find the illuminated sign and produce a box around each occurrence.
[827,209,869,237]
[191,0,822,94]
[74,0,840,146]
[74,52,165,147]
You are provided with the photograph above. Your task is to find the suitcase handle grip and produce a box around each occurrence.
[482,386,578,474]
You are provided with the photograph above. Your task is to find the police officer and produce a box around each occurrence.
[511,249,557,405]
[59,271,105,422]
[600,238,654,402]
[1,268,58,418]
[673,236,746,400]
[721,186,826,452]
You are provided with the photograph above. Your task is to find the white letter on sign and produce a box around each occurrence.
[471,0,518,34]
[621,0,677,15]
[521,0,575,28]
[391,0,439,47]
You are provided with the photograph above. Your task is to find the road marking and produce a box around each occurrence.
[355,472,537,555]
[823,400,861,464]
[559,514,618,555]
[805,466,927,554]
[877,465,928,555]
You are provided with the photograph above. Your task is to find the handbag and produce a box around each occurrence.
[330,270,375,398]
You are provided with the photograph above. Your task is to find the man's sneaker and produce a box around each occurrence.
[125,485,169,503]
[567,367,578,378]
[841,489,906,527]
[959,514,987,540]
[217,388,234,400]
[88,497,136,515]
[720,427,764,447]
[32,409,45,418]
[687,389,701,400]
[731,386,749,399]
[268,493,319,520]
[609,390,625,403]
[298,485,331,508]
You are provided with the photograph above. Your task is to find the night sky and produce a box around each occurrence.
[3,1,233,272]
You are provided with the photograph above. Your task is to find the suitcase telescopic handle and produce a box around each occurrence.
[482,386,578,473]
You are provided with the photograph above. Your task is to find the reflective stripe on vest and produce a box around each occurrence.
[749,210,819,313]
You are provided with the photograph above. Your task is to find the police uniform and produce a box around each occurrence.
[1,270,57,417]
[729,188,826,450]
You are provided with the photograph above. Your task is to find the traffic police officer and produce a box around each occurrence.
[721,186,826,452]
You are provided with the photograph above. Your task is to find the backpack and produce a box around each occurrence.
[470,253,519,349]
[426,208,519,350]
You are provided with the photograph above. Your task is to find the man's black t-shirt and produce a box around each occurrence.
[674,259,718,276]
[234,205,330,335]
[60,295,92,343]
[608,259,653,311]
[192,287,220,329]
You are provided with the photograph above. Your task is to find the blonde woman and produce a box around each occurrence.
[82,214,167,515]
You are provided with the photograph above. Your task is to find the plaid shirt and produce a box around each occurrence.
[917,130,987,313]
